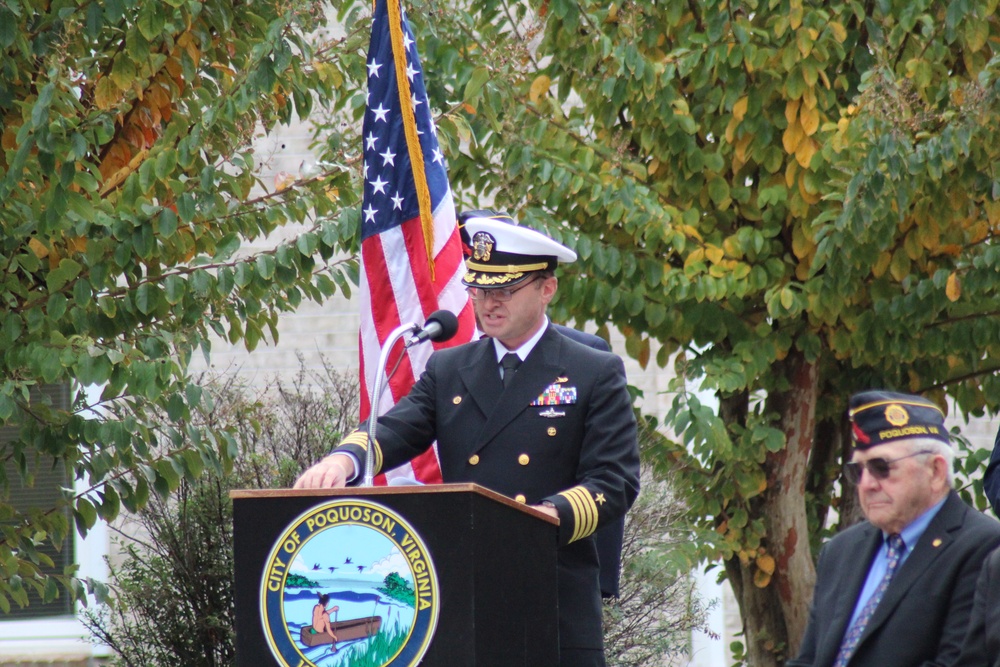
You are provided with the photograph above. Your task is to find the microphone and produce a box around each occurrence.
[406,310,459,347]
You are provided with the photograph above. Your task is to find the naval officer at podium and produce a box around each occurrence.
[296,213,641,667]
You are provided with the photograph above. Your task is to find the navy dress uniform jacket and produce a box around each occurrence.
[984,428,1000,516]
[955,545,1000,667]
[336,325,641,654]
[551,324,625,599]
[788,491,1000,667]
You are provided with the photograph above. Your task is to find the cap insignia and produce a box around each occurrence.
[885,404,909,427]
[472,231,494,262]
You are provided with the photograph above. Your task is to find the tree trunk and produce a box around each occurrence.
[724,554,789,667]
[723,351,818,665]
[763,350,818,659]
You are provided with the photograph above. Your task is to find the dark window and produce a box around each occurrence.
[1,383,75,619]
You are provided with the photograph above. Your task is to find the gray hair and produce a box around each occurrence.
[901,437,955,488]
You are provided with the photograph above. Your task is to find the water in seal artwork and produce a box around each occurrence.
[260,498,440,667]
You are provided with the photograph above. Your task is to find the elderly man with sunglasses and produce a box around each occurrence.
[789,390,1000,667]
[295,213,641,667]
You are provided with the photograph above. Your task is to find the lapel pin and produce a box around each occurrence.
[932,538,942,548]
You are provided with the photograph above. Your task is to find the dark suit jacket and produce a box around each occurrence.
[955,545,1000,667]
[552,323,626,600]
[337,325,641,651]
[984,428,1000,517]
[788,491,1000,667]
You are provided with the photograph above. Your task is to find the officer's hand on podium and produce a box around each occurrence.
[293,453,355,489]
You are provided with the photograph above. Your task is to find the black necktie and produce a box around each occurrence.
[500,353,521,388]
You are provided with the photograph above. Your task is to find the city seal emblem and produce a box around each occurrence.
[260,499,439,667]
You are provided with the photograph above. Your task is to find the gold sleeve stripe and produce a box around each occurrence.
[559,486,599,542]
[565,487,596,542]
[336,431,382,475]
[373,438,383,475]
[573,487,600,539]
[340,433,368,448]
[560,489,585,542]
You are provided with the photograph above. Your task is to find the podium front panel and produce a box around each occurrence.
[232,485,558,666]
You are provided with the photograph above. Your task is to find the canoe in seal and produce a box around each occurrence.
[299,616,383,647]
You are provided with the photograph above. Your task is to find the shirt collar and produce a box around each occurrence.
[891,495,947,553]
[493,316,549,363]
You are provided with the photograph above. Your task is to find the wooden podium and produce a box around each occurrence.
[231,484,559,666]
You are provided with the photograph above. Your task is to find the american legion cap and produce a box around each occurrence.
[458,210,576,289]
[848,390,949,450]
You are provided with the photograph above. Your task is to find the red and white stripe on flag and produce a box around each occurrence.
[358,0,476,485]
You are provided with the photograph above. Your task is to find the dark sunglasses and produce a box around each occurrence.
[843,449,935,485]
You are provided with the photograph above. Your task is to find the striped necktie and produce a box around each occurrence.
[833,533,905,667]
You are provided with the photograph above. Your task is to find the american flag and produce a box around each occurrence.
[359,0,475,484]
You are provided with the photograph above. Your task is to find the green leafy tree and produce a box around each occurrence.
[83,361,359,666]
[308,1,1000,664]
[0,0,363,611]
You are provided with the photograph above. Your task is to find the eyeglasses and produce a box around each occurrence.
[467,276,540,303]
[843,449,935,484]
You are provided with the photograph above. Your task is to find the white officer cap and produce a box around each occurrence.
[460,212,576,289]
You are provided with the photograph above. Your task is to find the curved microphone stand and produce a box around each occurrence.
[362,321,419,487]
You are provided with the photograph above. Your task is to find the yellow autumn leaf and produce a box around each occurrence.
[722,236,743,259]
[789,2,803,30]
[791,224,815,259]
[798,172,821,204]
[684,247,706,268]
[273,171,296,192]
[648,158,660,175]
[801,86,817,110]
[795,259,809,281]
[872,251,892,278]
[945,272,962,302]
[680,224,704,242]
[780,285,795,310]
[828,21,848,43]
[800,105,820,136]
[1,126,17,151]
[733,96,749,122]
[904,229,923,260]
[795,136,817,167]
[724,116,739,144]
[756,553,776,575]
[785,160,798,188]
[785,98,800,125]
[94,76,120,111]
[889,247,911,282]
[705,244,724,264]
[735,134,752,163]
[754,569,772,588]
[916,218,940,251]
[28,237,49,259]
[211,62,238,78]
[783,120,804,154]
[968,218,989,244]
[985,200,1000,226]
[529,75,551,103]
